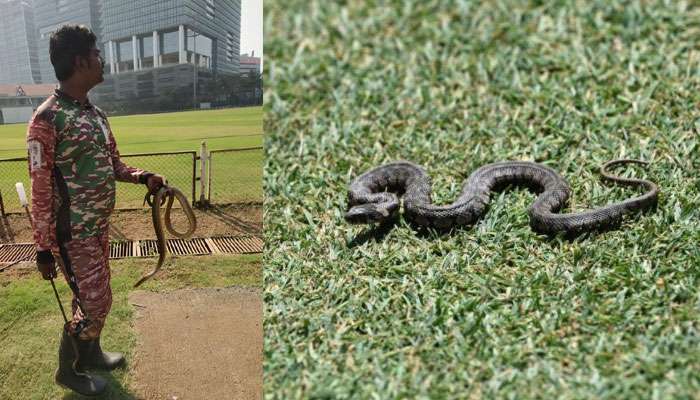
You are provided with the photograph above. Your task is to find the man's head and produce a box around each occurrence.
[49,24,104,86]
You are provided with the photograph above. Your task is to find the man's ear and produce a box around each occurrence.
[73,55,86,71]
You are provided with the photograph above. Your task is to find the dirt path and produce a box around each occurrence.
[128,287,262,400]
[0,204,262,244]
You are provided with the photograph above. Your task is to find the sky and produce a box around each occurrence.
[240,0,263,65]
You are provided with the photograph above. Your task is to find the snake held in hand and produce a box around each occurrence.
[134,185,197,287]
[346,159,658,235]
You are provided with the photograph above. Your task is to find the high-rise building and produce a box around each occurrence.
[94,0,241,111]
[0,0,41,84]
[33,0,102,84]
[100,0,240,77]
[28,0,241,111]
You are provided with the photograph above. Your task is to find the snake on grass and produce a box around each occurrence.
[134,185,197,287]
[345,159,659,235]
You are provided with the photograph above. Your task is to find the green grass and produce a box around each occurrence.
[263,1,700,399]
[0,107,262,211]
[0,107,262,158]
[0,254,261,399]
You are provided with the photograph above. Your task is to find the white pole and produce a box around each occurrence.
[152,30,159,68]
[108,40,115,74]
[132,35,138,71]
[179,25,186,64]
[16,182,33,228]
[15,182,28,207]
[207,147,212,203]
[199,141,207,206]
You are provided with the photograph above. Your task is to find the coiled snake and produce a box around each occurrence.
[346,159,658,235]
[134,185,197,287]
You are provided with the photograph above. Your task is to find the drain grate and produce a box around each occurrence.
[167,238,210,256]
[136,239,211,257]
[0,235,262,265]
[210,236,263,254]
[139,240,159,257]
[0,243,35,263]
[110,241,133,259]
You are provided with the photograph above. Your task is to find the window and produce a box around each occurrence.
[117,40,133,71]
[184,29,213,70]
[139,36,154,69]
[160,30,179,66]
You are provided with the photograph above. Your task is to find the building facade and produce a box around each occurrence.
[89,0,241,112]
[240,52,260,77]
[22,0,241,112]
[0,83,56,124]
[0,0,41,84]
[33,0,102,84]
[99,0,240,77]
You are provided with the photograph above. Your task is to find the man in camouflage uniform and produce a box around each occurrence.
[27,24,164,396]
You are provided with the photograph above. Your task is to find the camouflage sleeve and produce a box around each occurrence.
[26,113,57,252]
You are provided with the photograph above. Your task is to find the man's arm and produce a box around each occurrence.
[27,112,58,272]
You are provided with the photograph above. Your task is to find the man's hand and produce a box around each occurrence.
[36,250,56,280]
[146,174,167,193]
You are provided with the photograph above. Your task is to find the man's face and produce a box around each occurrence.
[75,47,105,87]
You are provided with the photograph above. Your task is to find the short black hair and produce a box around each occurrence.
[49,24,97,81]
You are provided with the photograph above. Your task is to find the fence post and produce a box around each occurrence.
[191,151,197,206]
[207,150,212,204]
[0,190,5,217]
[199,141,208,207]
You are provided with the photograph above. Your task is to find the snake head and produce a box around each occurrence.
[345,203,397,224]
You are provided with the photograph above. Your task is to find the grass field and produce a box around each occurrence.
[0,107,262,211]
[0,107,262,158]
[0,254,261,399]
[264,1,700,399]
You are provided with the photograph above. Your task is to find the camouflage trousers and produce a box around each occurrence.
[56,228,112,340]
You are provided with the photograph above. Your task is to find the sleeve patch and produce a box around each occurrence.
[28,140,43,171]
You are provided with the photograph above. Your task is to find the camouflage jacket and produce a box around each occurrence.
[26,89,151,253]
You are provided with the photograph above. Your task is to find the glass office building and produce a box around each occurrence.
[100,0,240,77]
[30,0,240,110]
[33,0,102,84]
[93,0,241,110]
[0,0,41,84]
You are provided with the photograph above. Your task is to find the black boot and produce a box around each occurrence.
[77,336,125,370]
[55,329,107,396]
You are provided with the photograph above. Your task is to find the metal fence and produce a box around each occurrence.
[0,145,262,214]
[208,147,263,204]
[0,157,29,214]
[118,151,196,209]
